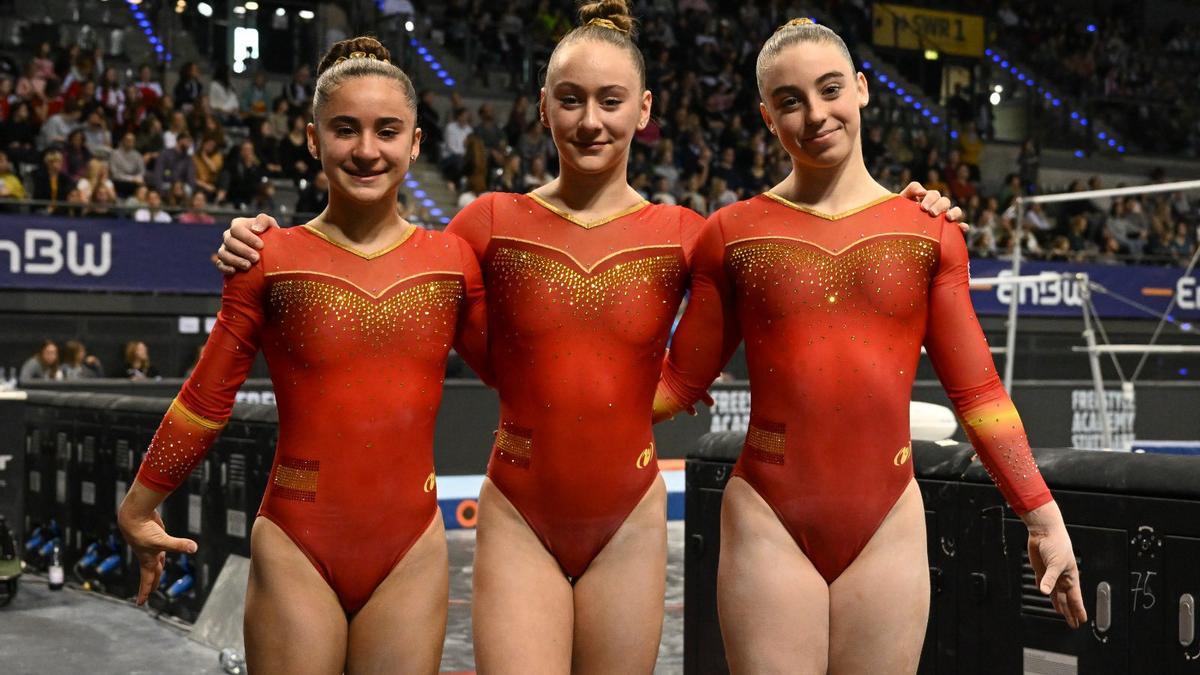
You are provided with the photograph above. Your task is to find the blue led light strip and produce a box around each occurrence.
[125,0,172,62]
[985,47,1124,155]
[859,61,957,140]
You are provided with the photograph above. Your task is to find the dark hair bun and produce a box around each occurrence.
[317,36,392,76]
[577,0,636,35]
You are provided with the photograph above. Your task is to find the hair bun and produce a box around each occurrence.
[577,0,636,36]
[317,36,392,76]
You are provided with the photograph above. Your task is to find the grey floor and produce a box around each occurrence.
[0,523,686,674]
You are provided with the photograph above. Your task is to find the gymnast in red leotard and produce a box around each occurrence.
[215,8,959,672]
[654,19,1088,674]
[118,37,485,674]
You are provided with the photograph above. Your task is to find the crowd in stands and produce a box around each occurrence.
[984,1,1200,157]
[0,42,341,223]
[17,338,158,382]
[0,3,1196,266]
[429,0,1197,265]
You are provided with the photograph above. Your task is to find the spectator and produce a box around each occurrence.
[924,167,949,196]
[60,340,103,379]
[124,184,149,209]
[208,65,240,122]
[284,64,313,114]
[442,107,473,180]
[164,180,190,210]
[110,132,146,197]
[295,170,329,216]
[250,181,277,214]
[242,71,271,117]
[96,66,125,116]
[134,189,172,223]
[1017,138,1040,193]
[173,62,203,109]
[38,99,81,149]
[0,150,27,201]
[193,136,225,201]
[134,64,163,108]
[650,175,677,205]
[1,101,38,164]
[84,183,118,217]
[947,163,976,203]
[267,98,290,140]
[163,110,188,149]
[62,128,92,180]
[151,132,196,191]
[76,158,115,202]
[278,114,314,183]
[220,140,267,207]
[523,154,551,190]
[504,94,530,147]
[31,149,74,213]
[178,191,215,224]
[475,102,505,168]
[19,340,61,381]
[516,118,548,164]
[135,114,165,162]
[491,152,523,192]
[1167,222,1196,263]
[123,340,159,380]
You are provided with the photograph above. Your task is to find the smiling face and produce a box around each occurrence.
[541,40,651,176]
[307,74,420,205]
[757,41,868,171]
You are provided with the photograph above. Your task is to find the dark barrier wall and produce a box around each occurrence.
[24,378,1200,460]
[685,433,1200,674]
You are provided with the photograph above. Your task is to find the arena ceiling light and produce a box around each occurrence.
[244,1,259,9]
[196,1,212,16]
[275,7,286,16]
[233,5,246,14]
[298,9,314,19]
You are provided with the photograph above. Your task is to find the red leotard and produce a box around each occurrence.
[447,192,704,579]
[661,193,1052,583]
[135,224,487,613]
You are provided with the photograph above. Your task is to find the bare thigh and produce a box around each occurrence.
[571,476,667,675]
[717,476,830,675]
[345,513,449,675]
[244,516,348,675]
[472,478,574,674]
[828,478,930,675]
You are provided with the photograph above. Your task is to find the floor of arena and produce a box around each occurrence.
[0,523,687,674]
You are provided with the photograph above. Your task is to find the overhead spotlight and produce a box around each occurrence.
[244,1,259,9]
[993,84,1003,93]
[275,7,286,16]
[404,20,414,32]
[197,1,212,16]
[989,91,1001,105]
[298,9,314,19]
[233,5,245,14]
[924,49,938,60]
[175,2,186,13]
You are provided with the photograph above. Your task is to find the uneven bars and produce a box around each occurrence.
[969,272,1065,287]
[1017,179,1200,205]
[1071,345,1200,354]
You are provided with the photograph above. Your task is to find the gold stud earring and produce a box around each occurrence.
[410,155,417,161]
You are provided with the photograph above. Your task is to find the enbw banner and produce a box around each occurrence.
[0,214,222,294]
[968,259,1200,320]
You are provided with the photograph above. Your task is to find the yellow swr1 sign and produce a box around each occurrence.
[872,3,985,58]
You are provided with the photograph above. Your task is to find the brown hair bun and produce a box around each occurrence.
[577,0,636,37]
[317,36,392,77]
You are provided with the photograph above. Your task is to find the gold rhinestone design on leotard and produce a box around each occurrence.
[728,238,937,312]
[141,400,223,482]
[268,278,463,348]
[962,400,1043,483]
[489,248,683,320]
[273,457,320,502]
[746,419,787,464]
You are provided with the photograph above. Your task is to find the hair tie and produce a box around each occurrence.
[335,50,390,65]
[586,17,622,33]
[784,18,816,28]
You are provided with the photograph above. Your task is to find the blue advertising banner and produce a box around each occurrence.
[0,214,223,294]
[968,259,1199,321]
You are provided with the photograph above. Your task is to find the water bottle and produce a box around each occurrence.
[48,544,64,590]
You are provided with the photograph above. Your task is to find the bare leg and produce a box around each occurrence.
[717,476,830,675]
[245,516,348,674]
[571,476,667,675]
[345,513,449,675]
[472,478,574,674]
[828,479,930,675]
